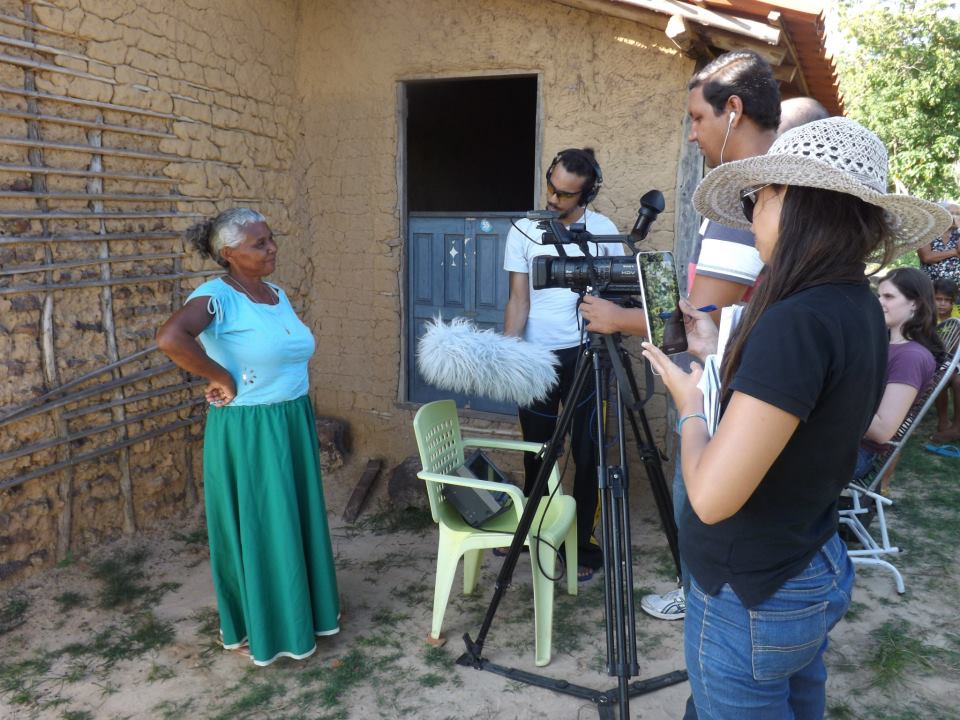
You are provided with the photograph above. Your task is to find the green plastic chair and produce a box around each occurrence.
[413,400,577,667]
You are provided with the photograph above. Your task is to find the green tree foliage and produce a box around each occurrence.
[836,0,960,201]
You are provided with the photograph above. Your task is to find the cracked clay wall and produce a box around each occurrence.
[3,0,693,584]
[0,0,302,584]
[291,0,692,468]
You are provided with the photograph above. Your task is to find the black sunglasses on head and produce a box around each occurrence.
[738,184,771,223]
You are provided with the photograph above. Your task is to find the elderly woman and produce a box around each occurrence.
[918,200,960,284]
[157,208,339,666]
[642,118,949,718]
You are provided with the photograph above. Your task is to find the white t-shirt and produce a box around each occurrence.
[503,210,621,350]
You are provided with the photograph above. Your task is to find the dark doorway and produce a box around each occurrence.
[405,75,538,413]
[406,75,537,212]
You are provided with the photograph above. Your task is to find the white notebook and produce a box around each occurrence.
[695,304,744,436]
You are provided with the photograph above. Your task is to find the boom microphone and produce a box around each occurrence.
[417,317,559,407]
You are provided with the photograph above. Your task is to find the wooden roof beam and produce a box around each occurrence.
[665,16,789,66]
[665,15,714,60]
[552,0,781,45]
[766,10,811,96]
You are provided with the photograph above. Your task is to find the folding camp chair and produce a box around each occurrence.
[839,318,960,593]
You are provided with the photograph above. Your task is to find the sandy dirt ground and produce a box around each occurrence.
[2,435,958,720]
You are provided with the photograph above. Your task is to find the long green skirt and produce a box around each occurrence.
[203,394,340,666]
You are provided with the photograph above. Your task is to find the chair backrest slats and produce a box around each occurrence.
[413,400,467,522]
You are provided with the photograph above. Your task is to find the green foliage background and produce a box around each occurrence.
[836,0,960,202]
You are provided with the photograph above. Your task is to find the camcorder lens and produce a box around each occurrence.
[531,255,639,294]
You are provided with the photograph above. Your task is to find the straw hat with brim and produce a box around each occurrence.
[692,116,951,256]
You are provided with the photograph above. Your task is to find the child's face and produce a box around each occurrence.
[934,292,954,320]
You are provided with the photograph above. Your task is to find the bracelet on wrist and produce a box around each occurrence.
[677,412,708,433]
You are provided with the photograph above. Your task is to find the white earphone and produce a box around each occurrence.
[728,111,736,126]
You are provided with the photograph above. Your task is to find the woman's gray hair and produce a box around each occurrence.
[186,208,266,267]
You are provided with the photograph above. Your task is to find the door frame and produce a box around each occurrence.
[396,71,543,414]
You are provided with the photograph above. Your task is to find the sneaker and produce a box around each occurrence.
[640,587,685,620]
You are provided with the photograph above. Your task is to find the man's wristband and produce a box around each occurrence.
[677,412,708,433]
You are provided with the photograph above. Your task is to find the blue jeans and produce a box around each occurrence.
[684,533,854,720]
[853,446,876,481]
[674,454,701,720]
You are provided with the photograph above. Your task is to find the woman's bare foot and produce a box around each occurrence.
[931,425,960,444]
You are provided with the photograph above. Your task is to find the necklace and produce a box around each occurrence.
[224,275,276,305]
[222,275,291,334]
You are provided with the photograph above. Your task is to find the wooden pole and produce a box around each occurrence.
[19,5,76,564]
[0,251,184,277]
[61,379,205,421]
[0,163,178,184]
[0,269,219,295]
[0,417,202,492]
[0,398,204,464]
[0,362,178,428]
[0,82,186,120]
[0,50,117,83]
[0,108,175,138]
[0,346,158,423]
[89,119,136,536]
[0,231,181,245]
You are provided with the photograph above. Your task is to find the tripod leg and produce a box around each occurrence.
[614,379,640,678]
[593,350,632,719]
[596,355,616,665]
[462,348,595,665]
[621,347,682,578]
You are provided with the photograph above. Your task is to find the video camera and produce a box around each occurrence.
[530,190,665,296]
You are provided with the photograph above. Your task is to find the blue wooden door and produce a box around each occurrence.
[408,212,514,413]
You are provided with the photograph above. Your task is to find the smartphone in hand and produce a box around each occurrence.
[636,251,688,355]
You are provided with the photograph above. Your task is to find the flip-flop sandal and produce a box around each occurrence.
[924,443,960,458]
[577,566,595,583]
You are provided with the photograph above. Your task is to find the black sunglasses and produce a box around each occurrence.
[738,184,771,223]
[546,179,583,201]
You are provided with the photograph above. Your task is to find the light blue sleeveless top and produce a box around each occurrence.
[186,278,315,406]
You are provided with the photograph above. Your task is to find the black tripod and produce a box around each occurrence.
[458,329,687,719]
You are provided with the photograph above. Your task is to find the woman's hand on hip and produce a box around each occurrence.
[205,378,237,407]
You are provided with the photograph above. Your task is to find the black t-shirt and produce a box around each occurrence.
[681,282,887,608]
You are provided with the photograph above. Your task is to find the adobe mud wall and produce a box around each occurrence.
[2,0,691,587]
[292,0,690,464]
[0,0,302,585]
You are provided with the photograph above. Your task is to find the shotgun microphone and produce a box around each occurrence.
[416,317,559,407]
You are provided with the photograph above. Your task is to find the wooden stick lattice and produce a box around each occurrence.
[0,4,220,565]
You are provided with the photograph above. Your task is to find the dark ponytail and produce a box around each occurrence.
[185,219,227,267]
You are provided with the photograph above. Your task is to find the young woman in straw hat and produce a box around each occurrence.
[642,117,951,719]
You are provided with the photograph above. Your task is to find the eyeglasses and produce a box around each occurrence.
[546,180,583,201]
[738,184,772,223]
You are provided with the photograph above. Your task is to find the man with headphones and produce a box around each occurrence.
[579,50,781,630]
[503,147,621,581]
